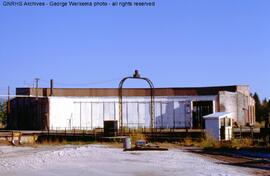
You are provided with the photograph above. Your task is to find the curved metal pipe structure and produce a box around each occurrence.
[119,71,155,132]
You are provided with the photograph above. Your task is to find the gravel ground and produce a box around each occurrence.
[0,145,262,176]
[184,147,270,176]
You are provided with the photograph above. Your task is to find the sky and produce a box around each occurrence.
[0,0,269,100]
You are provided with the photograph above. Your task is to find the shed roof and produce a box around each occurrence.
[203,112,232,119]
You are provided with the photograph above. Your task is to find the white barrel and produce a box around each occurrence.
[123,137,131,150]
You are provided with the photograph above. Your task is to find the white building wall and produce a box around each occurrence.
[219,91,238,122]
[48,95,217,130]
[219,91,255,125]
[205,119,219,140]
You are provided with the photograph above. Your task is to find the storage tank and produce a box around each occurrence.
[123,137,131,150]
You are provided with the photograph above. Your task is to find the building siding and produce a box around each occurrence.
[9,85,255,130]
[48,96,216,130]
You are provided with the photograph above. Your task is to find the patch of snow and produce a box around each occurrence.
[0,145,256,176]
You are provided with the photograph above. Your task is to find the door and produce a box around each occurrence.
[192,101,213,128]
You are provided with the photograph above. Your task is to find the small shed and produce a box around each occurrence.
[203,112,232,141]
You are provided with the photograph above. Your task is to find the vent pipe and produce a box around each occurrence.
[50,79,54,96]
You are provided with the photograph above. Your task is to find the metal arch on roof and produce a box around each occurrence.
[118,70,155,132]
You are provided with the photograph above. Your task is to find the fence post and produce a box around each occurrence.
[240,126,242,140]
[94,129,96,141]
[250,126,254,142]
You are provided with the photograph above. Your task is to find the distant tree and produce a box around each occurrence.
[261,98,269,120]
[262,98,268,104]
[0,101,7,126]
[253,92,262,122]
[253,92,270,123]
[265,99,270,118]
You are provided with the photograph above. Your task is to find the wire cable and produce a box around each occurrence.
[53,76,125,87]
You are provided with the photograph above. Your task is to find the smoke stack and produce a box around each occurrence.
[50,79,54,96]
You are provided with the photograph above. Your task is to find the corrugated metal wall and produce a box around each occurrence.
[71,101,192,129]
[48,97,208,130]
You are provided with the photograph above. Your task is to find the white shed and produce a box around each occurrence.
[203,112,232,141]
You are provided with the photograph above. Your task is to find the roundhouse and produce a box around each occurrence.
[8,85,255,130]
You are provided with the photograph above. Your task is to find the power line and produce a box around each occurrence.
[0,95,47,98]
[54,77,124,86]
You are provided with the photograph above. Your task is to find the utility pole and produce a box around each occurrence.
[35,78,40,99]
[7,86,10,114]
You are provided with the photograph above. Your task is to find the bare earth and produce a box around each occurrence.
[184,148,270,176]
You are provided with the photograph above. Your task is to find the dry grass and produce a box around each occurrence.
[181,137,195,147]
[199,132,220,148]
[253,121,265,128]
[231,138,253,149]
[103,142,122,148]
[177,132,220,148]
[196,135,255,150]
[128,131,146,145]
[0,123,6,129]
[0,140,11,146]
[155,142,180,148]
[36,138,99,147]
[39,138,67,145]
[32,137,256,150]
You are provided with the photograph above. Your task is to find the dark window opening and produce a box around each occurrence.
[192,101,213,129]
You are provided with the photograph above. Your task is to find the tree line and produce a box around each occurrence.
[0,101,7,127]
[253,92,270,122]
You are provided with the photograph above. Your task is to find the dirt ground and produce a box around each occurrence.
[184,147,270,176]
[103,143,270,175]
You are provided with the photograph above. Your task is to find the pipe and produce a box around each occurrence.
[50,79,54,96]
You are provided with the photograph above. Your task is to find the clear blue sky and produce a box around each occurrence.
[0,0,269,100]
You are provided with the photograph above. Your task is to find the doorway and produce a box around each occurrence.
[192,101,213,128]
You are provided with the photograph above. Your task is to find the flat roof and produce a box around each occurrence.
[203,112,232,119]
[16,85,249,97]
